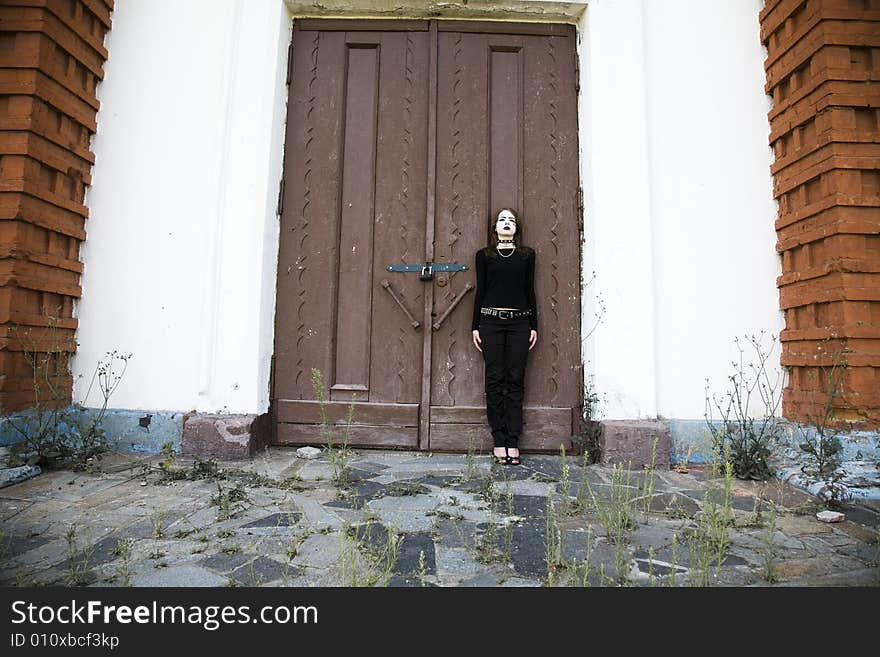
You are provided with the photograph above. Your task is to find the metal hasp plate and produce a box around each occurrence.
[386,263,469,281]
[386,263,470,272]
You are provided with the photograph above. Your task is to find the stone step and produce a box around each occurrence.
[598,420,672,470]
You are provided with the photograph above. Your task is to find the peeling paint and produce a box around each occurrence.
[214,419,250,446]
[0,408,183,454]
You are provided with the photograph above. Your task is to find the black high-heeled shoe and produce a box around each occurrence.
[492,448,508,465]
[506,448,521,466]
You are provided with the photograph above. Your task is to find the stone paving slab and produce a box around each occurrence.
[374,459,473,478]
[128,537,206,564]
[459,572,504,586]
[782,568,878,586]
[402,474,462,489]
[696,567,763,587]
[567,481,640,503]
[354,461,391,474]
[296,462,336,482]
[328,506,368,526]
[73,533,130,568]
[395,532,436,575]
[233,453,302,482]
[500,522,554,578]
[654,469,708,488]
[230,556,293,586]
[290,533,345,570]
[499,478,557,497]
[294,497,346,530]
[729,528,807,553]
[830,539,878,565]
[773,554,873,582]
[10,565,74,587]
[644,492,702,517]
[325,480,388,510]
[819,528,860,546]
[346,521,392,553]
[365,494,439,532]
[435,486,485,507]
[435,546,482,581]
[629,523,683,551]
[241,511,302,529]
[0,448,876,587]
[129,563,229,587]
[632,546,691,577]
[10,523,116,570]
[385,573,434,587]
[9,472,131,503]
[200,550,250,573]
[500,576,542,587]
[281,566,340,587]
[838,504,880,529]
[507,494,548,518]
[431,503,488,525]
[1,531,54,560]
[774,514,838,537]
[2,498,71,524]
[432,517,479,550]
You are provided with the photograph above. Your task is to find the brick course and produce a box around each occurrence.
[0,0,112,412]
[761,0,880,426]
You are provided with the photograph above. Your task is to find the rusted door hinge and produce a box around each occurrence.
[277,178,285,216]
[286,36,294,86]
[269,354,276,401]
[577,185,584,232]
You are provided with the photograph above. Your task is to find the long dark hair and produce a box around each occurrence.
[484,207,530,258]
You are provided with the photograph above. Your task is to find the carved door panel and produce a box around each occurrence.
[429,27,581,451]
[273,24,430,448]
[273,20,580,452]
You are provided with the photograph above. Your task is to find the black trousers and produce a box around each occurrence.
[478,316,531,448]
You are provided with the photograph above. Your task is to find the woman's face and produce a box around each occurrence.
[496,210,517,240]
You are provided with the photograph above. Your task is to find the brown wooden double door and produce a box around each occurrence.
[273,19,581,452]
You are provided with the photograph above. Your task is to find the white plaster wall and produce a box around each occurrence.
[644,0,784,419]
[581,0,783,420]
[579,0,657,420]
[73,0,291,413]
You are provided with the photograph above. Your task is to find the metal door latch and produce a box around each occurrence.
[386,263,469,281]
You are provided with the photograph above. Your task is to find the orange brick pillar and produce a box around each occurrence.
[0,0,113,412]
[761,0,880,427]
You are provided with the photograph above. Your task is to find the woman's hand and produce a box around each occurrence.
[529,330,537,350]
[472,330,482,352]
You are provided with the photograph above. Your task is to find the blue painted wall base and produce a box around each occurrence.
[664,417,880,500]
[0,406,184,455]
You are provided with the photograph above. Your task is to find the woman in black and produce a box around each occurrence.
[471,208,538,466]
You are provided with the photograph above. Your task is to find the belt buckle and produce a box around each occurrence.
[498,310,512,320]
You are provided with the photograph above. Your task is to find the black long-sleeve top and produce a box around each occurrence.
[471,246,538,331]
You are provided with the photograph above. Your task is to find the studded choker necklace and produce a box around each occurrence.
[496,241,515,257]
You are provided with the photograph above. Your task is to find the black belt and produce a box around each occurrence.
[480,307,532,320]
